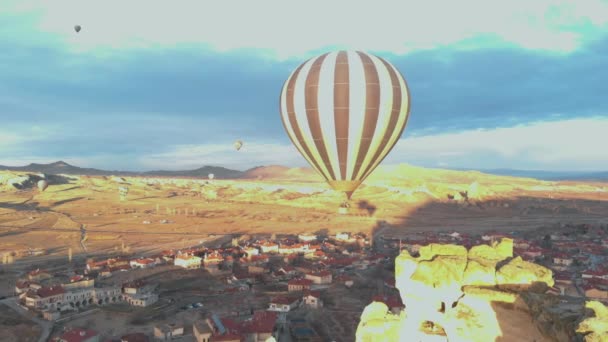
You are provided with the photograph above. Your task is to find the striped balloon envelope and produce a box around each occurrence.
[279,50,411,199]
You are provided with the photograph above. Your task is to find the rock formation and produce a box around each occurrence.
[356,238,600,342]
[577,301,608,341]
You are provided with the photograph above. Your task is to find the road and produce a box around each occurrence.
[0,297,52,342]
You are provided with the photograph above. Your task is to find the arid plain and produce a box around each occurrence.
[1,163,606,266]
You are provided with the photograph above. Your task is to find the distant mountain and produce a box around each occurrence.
[0,161,116,176]
[450,168,608,182]
[1,161,606,182]
[242,165,317,180]
[0,161,244,179]
[142,166,244,179]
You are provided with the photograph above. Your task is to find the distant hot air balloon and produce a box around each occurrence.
[279,50,411,200]
[74,25,81,33]
[37,180,49,192]
[234,140,243,151]
[208,173,215,180]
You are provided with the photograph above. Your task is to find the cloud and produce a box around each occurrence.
[4,0,608,59]
[387,117,608,171]
[0,126,56,151]
[123,117,608,172]
[139,143,305,171]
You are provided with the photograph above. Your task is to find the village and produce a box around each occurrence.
[2,222,608,342]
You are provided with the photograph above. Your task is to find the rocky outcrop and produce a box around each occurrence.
[577,301,608,342]
[357,238,561,342]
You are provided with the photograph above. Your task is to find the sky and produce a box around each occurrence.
[1,0,607,172]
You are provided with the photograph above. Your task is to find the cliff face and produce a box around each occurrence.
[356,239,608,342]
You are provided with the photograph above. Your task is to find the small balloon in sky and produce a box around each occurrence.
[74,25,81,33]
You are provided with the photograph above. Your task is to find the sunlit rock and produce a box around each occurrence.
[356,238,555,342]
[462,259,496,286]
[496,256,554,289]
[356,302,403,342]
[577,301,608,342]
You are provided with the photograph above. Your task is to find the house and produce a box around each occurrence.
[305,271,332,285]
[154,323,184,341]
[25,285,65,310]
[302,291,322,309]
[15,280,33,294]
[259,242,279,254]
[298,234,317,242]
[205,314,244,341]
[276,266,297,277]
[53,328,99,342]
[335,232,350,241]
[249,254,269,265]
[120,333,150,342]
[124,293,159,307]
[63,276,94,290]
[130,258,157,269]
[582,270,608,280]
[553,255,573,266]
[240,311,278,342]
[123,281,157,295]
[247,265,266,275]
[268,296,300,312]
[174,254,202,269]
[242,247,259,257]
[203,252,224,268]
[194,320,213,342]
[288,278,313,292]
[28,269,52,282]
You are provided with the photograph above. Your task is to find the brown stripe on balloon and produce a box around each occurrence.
[334,51,349,180]
[304,53,336,180]
[359,57,403,180]
[283,59,327,179]
[351,51,381,180]
[378,65,411,164]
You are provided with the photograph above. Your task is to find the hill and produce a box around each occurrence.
[452,168,608,182]
[0,161,244,179]
[0,161,606,182]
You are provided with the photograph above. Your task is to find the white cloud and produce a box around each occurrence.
[387,117,608,171]
[134,117,608,172]
[0,126,55,149]
[4,0,608,59]
[2,118,607,172]
[138,142,306,171]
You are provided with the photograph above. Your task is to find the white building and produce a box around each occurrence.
[174,254,202,269]
[268,297,299,312]
[129,258,157,269]
[243,247,259,257]
[302,291,322,309]
[125,293,159,307]
[298,234,317,242]
[25,285,123,311]
[260,242,279,254]
[336,232,350,241]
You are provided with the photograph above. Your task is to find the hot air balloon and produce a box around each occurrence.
[234,140,243,151]
[74,25,81,33]
[37,180,49,192]
[279,50,411,200]
[208,173,215,180]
